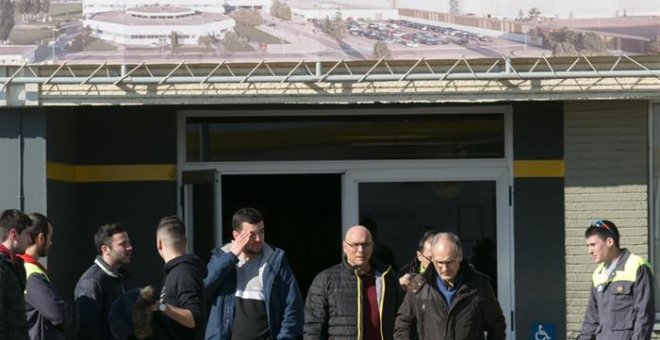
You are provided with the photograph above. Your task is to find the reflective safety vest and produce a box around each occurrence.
[23,262,50,294]
[592,253,651,289]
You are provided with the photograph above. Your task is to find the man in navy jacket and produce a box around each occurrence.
[204,207,304,340]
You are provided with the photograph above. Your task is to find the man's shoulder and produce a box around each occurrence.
[315,263,345,279]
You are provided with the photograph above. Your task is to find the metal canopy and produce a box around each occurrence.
[3,55,660,91]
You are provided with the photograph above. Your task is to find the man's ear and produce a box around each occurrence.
[606,237,615,247]
[27,232,43,246]
[232,230,239,240]
[7,228,18,241]
[101,243,110,255]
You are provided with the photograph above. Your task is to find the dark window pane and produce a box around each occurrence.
[186,114,504,162]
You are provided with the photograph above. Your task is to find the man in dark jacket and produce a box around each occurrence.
[304,225,401,340]
[19,213,72,340]
[394,232,505,340]
[152,215,206,340]
[74,223,133,340]
[204,207,304,340]
[0,209,32,340]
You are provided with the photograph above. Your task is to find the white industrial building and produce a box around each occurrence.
[84,6,235,46]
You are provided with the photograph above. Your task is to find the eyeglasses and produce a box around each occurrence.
[344,241,373,250]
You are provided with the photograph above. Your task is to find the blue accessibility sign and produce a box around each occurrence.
[530,323,555,340]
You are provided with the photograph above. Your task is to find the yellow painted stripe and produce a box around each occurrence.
[47,161,176,183]
[514,160,565,178]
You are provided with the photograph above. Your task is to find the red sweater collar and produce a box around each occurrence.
[0,243,16,262]
[17,253,49,275]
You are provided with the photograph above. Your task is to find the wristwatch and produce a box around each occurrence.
[158,301,167,312]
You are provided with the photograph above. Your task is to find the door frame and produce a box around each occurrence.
[177,105,515,338]
[342,164,513,339]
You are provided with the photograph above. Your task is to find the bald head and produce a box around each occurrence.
[343,225,374,272]
[344,225,371,241]
[432,233,463,285]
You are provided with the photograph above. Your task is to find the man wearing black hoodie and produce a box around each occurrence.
[153,215,206,340]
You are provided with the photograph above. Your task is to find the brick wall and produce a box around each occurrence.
[564,100,650,338]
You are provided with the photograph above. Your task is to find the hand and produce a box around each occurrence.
[150,300,160,312]
[399,273,411,289]
[230,229,251,257]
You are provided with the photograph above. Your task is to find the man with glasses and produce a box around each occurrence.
[304,225,401,340]
[578,219,654,340]
[398,230,436,291]
[394,232,505,339]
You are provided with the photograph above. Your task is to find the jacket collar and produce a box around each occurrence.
[95,256,122,278]
[0,243,16,262]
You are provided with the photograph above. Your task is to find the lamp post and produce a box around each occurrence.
[50,27,58,63]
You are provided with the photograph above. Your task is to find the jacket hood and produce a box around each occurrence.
[164,254,207,278]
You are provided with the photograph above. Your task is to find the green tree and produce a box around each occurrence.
[319,13,347,39]
[577,32,607,55]
[449,0,459,16]
[231,8,263,27]
[198,35,215,52]
[170,31,179,49]
[0,0,16,41]
[372,40,391,59]
[649,36,660,54]
[528,7,541,21]
[270,0,280,17]
[40,0,50,15]
[276,2,291,20]
[553,41,578,56]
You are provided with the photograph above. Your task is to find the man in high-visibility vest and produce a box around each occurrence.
[18,213,72,340]
[579,219,655,340]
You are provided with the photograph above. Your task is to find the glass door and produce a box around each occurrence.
[181,170,221,260]
[342,166,513,338]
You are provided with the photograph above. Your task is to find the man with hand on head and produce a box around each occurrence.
[304,225,401,340]
[204,207,304,340]
[398,230,436,291]
[152,215,206,340]
[0,209,32,340]
[394,232,505,340]
[75,223,133,340]
[19,213,72,340]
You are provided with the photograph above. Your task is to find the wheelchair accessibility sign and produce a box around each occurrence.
[530,323,555,340]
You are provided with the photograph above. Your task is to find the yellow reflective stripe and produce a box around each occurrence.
[23,262,50,294]
[355,269,362,340]
[24,262,49,282]
[592,254,649,287]
[379,267,390,340]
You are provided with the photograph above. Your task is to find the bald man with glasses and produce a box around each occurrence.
[304,225,401,340]
[578,219,654,340]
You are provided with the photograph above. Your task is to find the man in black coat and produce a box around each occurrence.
[394,232,505,340]
[0,209,32,340]
[152,215,206,340]
[304,225,401,340]
[74,223,133,340]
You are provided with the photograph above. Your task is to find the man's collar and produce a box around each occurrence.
[95,256,120,278]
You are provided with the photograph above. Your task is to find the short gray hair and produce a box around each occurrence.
[431,232,463,258]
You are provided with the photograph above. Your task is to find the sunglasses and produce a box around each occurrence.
[591,219,616,236]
